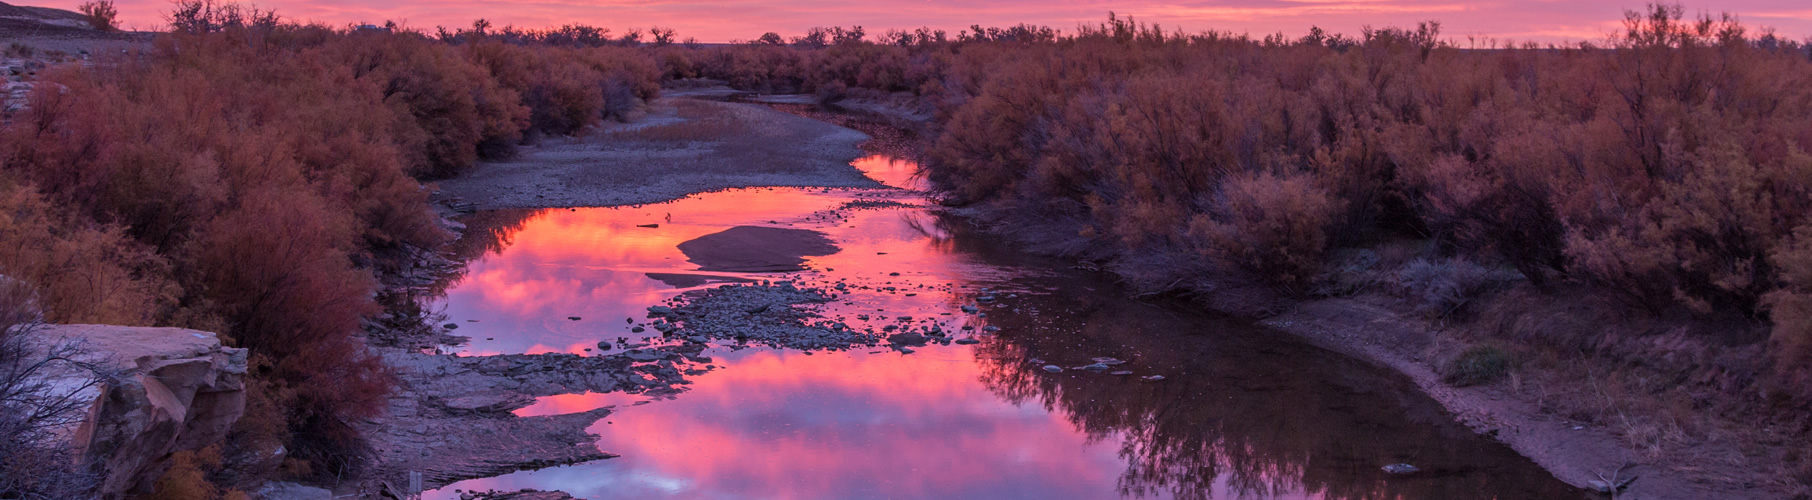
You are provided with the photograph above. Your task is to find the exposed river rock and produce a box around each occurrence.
[35,324,248,499]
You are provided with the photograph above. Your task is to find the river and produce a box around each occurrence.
[418,154,1580,499]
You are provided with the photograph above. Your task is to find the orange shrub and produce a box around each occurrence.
[1187,172,1342,286]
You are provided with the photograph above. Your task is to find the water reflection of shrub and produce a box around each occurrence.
[969,288,1577,500]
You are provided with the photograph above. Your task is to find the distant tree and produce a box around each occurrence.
[78,0,117,31]
[651,27,675,46]
[756,32,783,45]
[618,28,643,47]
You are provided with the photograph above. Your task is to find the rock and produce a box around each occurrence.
[647,306,674,316]
[1091,357,1125,365]
[255,481,332,500]
[1078,363,1110,371]
[631,326,645,333]
[1042,365,1063,373]
[960,305,979,313]
[37,325,249,499]
[439,391,535,415]
[887,332,928,347]
[898,347,915,354]
[443,323,459,329]
[954,338,980,345]
[567,316,581,321]
[1381,463,1420,474]
[595,342,612,351]
[981,326,1000,332]
[676,226,841,272]
[1109,371,1134,376]
[1141,375,1165,381]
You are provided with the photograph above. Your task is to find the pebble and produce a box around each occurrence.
[1381,463,1420,474]
[443,323,459,329]
[1141,375,1165,381]
[981,326,1000,332]
[568,316,582,321]
[1110,371,1133,376]
[954,338,980,345]
[1042,365,1063,373]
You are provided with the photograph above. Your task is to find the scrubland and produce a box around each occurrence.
[658,5,1812,492]
[4,0,1812,496]
[0,4,660,495]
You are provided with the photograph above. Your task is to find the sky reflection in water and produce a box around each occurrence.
[421,157,1579,499]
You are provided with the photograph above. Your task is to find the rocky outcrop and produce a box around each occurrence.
[39,324,249,499]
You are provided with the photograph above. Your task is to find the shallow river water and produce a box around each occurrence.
[421,155,1580,499]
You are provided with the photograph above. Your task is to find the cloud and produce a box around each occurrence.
[46,0,1812,44]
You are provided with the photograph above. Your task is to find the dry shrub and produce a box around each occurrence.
[0,21,458,477]
[467,42,659,137]
[0,182,173,325]
[78,1,118,31]
[0,277,103,498]
[145,448,222,500]
[1187,171,1341,287]
[1766,225,1812,394]
[324,31,529,178]
[1442,345,1512,387]
[1396,257,1497,317]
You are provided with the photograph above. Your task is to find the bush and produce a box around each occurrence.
[1442,345,1512,387]
[1396,257,1497,317]
[78,1,118,31]
[0,278,105,498]
[1188,172,1342,287]
[324,31,529,178]
[1765,225,1812,393]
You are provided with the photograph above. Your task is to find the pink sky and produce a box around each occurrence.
[55,0,1812,44]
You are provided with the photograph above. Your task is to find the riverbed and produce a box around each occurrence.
[416,154,1580,499]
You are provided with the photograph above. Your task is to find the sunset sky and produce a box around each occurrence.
[61,0,1812,44]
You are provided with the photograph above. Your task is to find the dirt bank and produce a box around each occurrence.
[357,97,896,497]
[945,202,1797,499]
[1262,298,1768,499]
[435,97,880,210]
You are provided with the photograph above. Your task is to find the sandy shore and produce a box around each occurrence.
[435,97,881,210]
[1258,299,1764,499]
[359,95,891,497]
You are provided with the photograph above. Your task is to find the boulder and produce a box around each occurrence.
[38,324,249,499]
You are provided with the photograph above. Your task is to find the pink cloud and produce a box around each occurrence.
[54,0,1812,47]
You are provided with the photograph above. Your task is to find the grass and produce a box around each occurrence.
[1442,345,1512,387]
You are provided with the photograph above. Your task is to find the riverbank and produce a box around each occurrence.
[371,93,1791,499]
[356,94,886,496]
[434,96,879,210]
[944,197,1805,499]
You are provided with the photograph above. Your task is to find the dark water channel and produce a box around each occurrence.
[421,155,1580,499]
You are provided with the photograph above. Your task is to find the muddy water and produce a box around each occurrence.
[421,155,1580,499]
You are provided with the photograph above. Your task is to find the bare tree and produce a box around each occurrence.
[0,278,112,499]
[77,1,117,31]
